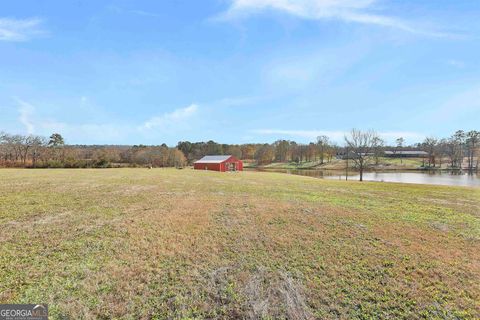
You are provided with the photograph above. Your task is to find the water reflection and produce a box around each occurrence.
[248,168,480,187]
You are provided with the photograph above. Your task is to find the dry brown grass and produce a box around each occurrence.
[0,168,479,319]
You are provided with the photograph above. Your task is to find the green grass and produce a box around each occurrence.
[0,169,479,319]
[263,161,322,169]
[378,157,425,168]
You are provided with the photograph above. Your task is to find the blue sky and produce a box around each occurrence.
[1,0,479,145]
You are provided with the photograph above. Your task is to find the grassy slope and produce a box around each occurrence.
[256,157,427,170]
[0,169,479,319]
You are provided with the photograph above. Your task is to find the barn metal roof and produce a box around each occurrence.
[194,155,233,164]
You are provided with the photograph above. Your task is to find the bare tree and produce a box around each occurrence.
[326,143,338,163]
[29,136,47,167]
[20,136,30,165]
[255,144,275,165]
[435,138,448,168]
[344,129,379,181]
[0,132,9,162]
[422,137,438,168]
[316,135,330,165]
[446,130,465,169]
[466,130,480,172]
[11,134,23,162]
[274,140,290,162]
[372,136,385,165]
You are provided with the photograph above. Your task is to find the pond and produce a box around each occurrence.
[247,168,480,187]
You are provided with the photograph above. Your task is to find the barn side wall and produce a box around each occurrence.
[230,157,242,171]
[193,163,222,171]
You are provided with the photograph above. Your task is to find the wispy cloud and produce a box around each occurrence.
[217,0,459,38]
[252,129,425,144]
[12,99,202,144]
[108,6,161,18]
[252,129,346,140]
[263,44,367,90]
[16,99,35,134]
[130,10,162,18]
[140,104,199,130]
[446,59,465,68]
[39,120,129,143]
[0,17,45,41]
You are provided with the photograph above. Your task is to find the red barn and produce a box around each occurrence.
[193,155,243,172]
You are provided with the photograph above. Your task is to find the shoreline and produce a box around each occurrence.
[245,165,470,172]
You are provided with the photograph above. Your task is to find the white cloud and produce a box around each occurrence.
[12,99,202,144]
[40,121,129,143]
[218,0,458,38]
[0,17,45,41]
[223,0,377,18]
[16,99,35,134]
[140,104,199,130]
[446,59,465,68]
[13,99,126,142]
[252,129,425,144]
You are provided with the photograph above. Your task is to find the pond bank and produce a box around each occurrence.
[246,167,480,187]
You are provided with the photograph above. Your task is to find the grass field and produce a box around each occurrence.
[1,169,479,319]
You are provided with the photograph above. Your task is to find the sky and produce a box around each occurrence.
[1,0,479,146]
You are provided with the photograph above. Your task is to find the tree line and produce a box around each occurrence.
[1,129,478,173]
[0,132,186,168]
[176,139,337,166]
[343,129,479,181]
[178,129,479,169]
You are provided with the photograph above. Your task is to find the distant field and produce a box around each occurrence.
[1,169,479,319]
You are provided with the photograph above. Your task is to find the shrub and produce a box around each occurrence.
[46,160,64,168]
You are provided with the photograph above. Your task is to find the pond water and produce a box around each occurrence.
[247,168,480,187]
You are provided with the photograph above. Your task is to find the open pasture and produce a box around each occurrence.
[0,169,479,319]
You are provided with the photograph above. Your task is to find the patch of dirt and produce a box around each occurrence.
[430,221,449,232]
[243,267,314,320]
[0,211,75,242]
[206,266,314,319]
[112,185,158,195]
